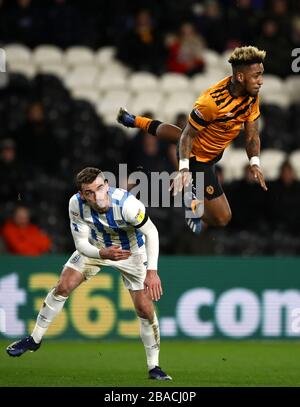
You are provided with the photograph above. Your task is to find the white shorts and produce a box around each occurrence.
[64,249,147,291]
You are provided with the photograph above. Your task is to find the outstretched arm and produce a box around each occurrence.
[169,123,198,195]
[138,217,162,301]
[179,122,198,161]
[244,120,267,191]
[122,195,162,301]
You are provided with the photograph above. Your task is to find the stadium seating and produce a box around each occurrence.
[2,43,300,255]
[95,46,117,68]
[65,65,99,90]
[289,150,300,179]
[39,64,68,80]
[220,148,249,181]
[7,62,37,78]
[220,50,233,75]
[161,91,195,122]
[202,49,222,72]
[71,88,100,106]
[191,72,224,96]
[33,45,63,66]
[64,46,95,67]
[96,90,131,125]
[160,73,191,93]
[97,71,127,93]
[285,76,300,103]
[260,104,292,151]
[260,149,287,180]
[128,72,159,93]
[130,91,163,117]
[4,44,31,64]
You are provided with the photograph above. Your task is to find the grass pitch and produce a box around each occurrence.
[0,340,299,387]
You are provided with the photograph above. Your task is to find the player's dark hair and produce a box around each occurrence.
[76,167,105,190]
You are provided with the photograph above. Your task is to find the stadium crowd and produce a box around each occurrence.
[0,0,300,255]
[0,0,300,77]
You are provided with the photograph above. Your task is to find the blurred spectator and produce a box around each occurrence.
[256,18,291,77]
[117,9,166,74]
[267,160,300,233]
[14,101,61,176]
[194,0,226,53]
[174,112,187,130]
[0,138,26,202]
[46,0,83,48]
[1,205,52,255]
[225,0,261,49]
[227,164,267,231]
[0,0,44,47]
[166,22,206,75]
[268,0,291,36]
[290,15,300,47]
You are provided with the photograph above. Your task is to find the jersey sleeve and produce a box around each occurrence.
[69,195,100,258]
[246,96,260,122]
[188,92,218,131]
[122,195,147,227]
[69,196,88,234]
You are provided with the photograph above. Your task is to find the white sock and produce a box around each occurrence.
[31,288,68,343]
[139,313,160,371]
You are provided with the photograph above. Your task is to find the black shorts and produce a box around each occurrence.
[189,156,223,200]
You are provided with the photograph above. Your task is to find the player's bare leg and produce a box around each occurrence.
[55,266,85,296]
[117,107,181,144]
[6,267,84,357]
[117,108,230,233]
[129,289,172,380]
[203,194,232,227]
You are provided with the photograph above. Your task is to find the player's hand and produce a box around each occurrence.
[250,165,268,191]
[144,270,163,301]
[169,169,192,196]
[99,246,131,261]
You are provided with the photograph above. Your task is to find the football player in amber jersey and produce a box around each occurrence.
[117,46,268,235]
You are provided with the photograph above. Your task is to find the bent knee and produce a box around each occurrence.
[213,211,232,227]
[55,267,84,296]
[135,303,154,320]
[55,284,71,297]
[55,280,77,297]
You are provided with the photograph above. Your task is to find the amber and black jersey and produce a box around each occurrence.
[188,76,260,163]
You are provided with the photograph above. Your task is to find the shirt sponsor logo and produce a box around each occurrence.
[135,209,145,223]
[71,210,79,217]
[70,253,81,264]
[206,185,215,195]
[194,108,204,119]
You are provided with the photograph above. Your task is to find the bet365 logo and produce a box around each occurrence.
[292,48,300,73]
[0,48,6,72]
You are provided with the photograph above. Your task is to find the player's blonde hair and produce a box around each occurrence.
[228,46,266,66]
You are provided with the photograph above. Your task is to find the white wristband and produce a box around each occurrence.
[249,156,260,167]
[179,158,189,171]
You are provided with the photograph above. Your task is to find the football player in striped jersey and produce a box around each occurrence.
[6,167,171,381]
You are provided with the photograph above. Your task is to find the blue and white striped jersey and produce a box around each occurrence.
[69,187,146,254]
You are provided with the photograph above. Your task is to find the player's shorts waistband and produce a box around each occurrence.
[190,151,224,165]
